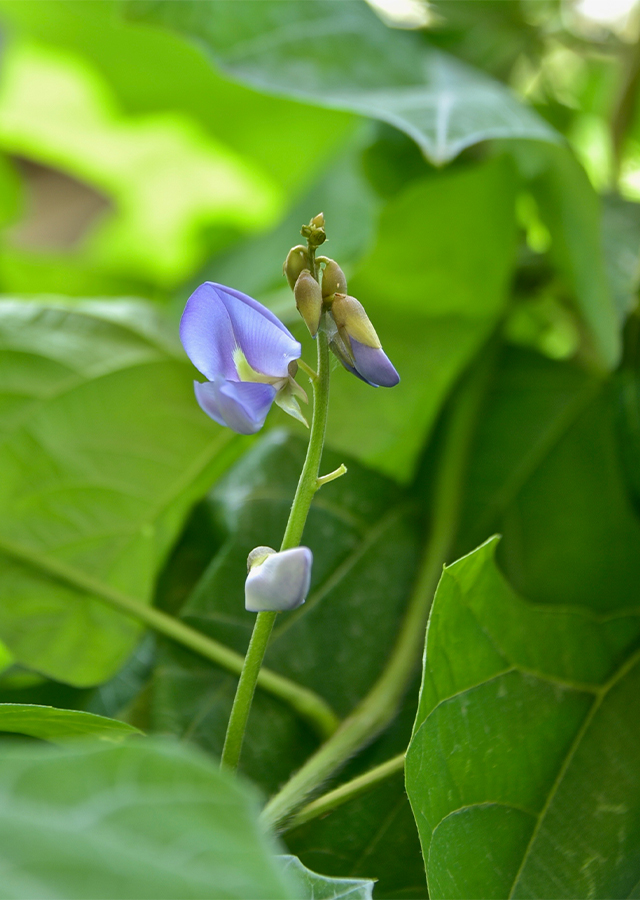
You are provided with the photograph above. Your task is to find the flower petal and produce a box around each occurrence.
[245,547,313,612]
[180,282,300,381]
[350,339,400,387]
[194,377,276,434]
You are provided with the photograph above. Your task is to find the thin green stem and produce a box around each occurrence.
[221,281,332,771]
[260,357,492,829]
[283,753,405,831]
[0,534,339,739]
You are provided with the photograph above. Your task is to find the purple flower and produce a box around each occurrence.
[180,282,307,434]
[245,546,313,612]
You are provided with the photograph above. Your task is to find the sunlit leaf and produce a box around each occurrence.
[0,299,240,686]
[406,537,640,899]
[124,0,558,166]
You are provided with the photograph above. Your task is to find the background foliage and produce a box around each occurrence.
[0,1,639,897]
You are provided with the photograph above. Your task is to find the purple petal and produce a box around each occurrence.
[194,378,276,435]
[351,339,400,387]
[245,547,313,612]
[180,283,300,381]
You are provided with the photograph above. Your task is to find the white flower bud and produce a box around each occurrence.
[245,546,313,612]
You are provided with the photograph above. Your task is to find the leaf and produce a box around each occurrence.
[0,0,351,196]
[279,856,374,900]
[0,299,241,687]
[532,146,621,369]
[151,431,421,797]
[455,346,640,613]
[0,703,142,743]
[123,0,558,166]
[0,739,298,899]
[406,537,640,899]
[325,155,518,479]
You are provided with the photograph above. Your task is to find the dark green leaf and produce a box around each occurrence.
[406,538,640,899]
[0,300,240,686]
[456,346,640,612]
[124,0,557,166]
[0,703,141,743]
[279,855,374,900]
[0,739,297,899]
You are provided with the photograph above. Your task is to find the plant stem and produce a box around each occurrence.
[283,753,405,831]
[221,319,332,771]
[260,359,491,829]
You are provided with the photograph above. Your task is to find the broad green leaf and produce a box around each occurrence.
[326,155,517,479]
[532,146,621,369]
[406,538,640,899]
[151,431,420,797]
[455,346,640,613]
[123,0,558,166]
[0,300,240,686]
[0,739,297,899]
[279,856,374,900]
[0,703,141,743]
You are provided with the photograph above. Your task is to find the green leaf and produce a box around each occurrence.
[0,739,297,899]
[456,346,640,613]
[327,155,518,479]
[406,537,640,899]
[151,431,420,796]
[279,856,374,900]
[0,703,142,743]
[532,147,621,369]
[0,299,240,687]
[123,0,558,166]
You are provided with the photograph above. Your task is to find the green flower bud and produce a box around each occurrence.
[330,293,381,350]
[283,245,310,290]
[318,257,347,298]
[294,270,323,337]
[301,212,326,248]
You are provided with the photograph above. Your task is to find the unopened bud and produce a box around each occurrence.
[283,245,310,290]
[247,546,276,571]
[330,294,381,349]
[301,212,326,248]
[294,270,323,337]
[318,257,347,298]
[245,546,313,612]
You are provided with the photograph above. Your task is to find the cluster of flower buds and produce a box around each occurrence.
[284,214,399,388]
[245,545,312,612]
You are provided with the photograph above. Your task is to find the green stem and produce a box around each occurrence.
[260,358,491,829]
[221,321,332,771]
[0,534,339,739]
[283,753,405,831]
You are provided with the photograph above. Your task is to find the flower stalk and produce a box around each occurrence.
[220,233,332,772]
